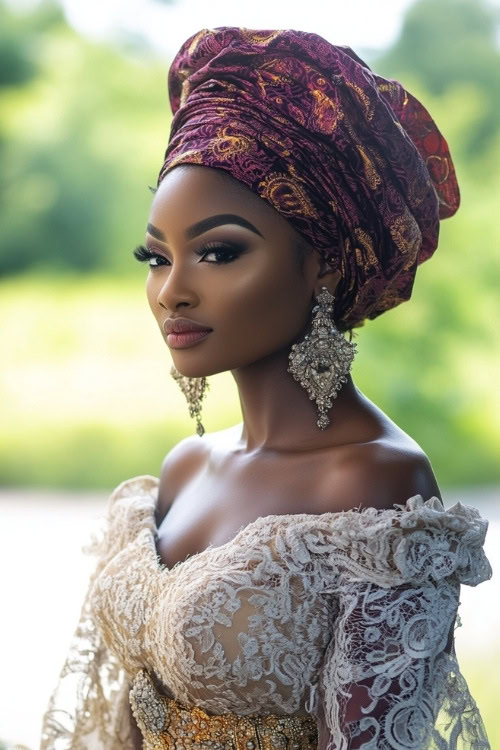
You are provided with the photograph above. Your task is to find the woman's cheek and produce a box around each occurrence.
[146,274,163,317]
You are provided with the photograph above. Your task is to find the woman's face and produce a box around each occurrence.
[141,165,334,378]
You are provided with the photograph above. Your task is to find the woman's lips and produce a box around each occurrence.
[167,330,212,349]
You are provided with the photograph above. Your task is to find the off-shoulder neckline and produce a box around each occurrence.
[126,475,440,575]
[109,475,489,585]
[136,472,445,530]
[150,507,374,576]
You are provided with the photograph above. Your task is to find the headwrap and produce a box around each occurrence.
[158,27,460,332]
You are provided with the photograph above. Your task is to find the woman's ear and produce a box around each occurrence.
[315,266,342,298]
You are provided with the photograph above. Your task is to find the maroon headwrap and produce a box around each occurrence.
[158,27,460,331]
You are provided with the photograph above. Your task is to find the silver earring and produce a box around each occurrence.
[287,287,357,430]
[170,365,209,437]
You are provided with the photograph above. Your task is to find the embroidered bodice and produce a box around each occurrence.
[40,475,492,749]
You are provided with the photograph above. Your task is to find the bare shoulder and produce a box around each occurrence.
[155,425,239,525]
[317,438,442,514]
[155,435,209,525]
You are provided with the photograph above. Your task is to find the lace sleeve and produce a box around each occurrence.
[39,475,159,750]
[312,496,492,750]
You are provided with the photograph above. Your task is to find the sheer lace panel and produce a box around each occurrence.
[40,476,492,750]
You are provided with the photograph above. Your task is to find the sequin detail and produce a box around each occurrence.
[130,669,318,750]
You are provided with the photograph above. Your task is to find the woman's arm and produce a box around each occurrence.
[317,578,461,750]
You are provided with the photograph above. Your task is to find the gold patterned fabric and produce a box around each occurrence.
[130,670,318,750]
[159,28,461,332]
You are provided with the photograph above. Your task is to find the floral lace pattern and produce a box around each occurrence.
[40,475,492,749]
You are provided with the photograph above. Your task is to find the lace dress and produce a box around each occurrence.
[40,475,492,749]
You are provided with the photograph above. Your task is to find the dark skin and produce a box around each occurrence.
[130,164,451,747]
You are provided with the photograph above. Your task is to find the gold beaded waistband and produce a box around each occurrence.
[130,670,318,750]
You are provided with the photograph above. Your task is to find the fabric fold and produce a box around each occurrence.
[39,476,159,750]
[160,27,461,331]
[269,494,492,590]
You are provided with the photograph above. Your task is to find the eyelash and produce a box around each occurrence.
[133,241,244,268]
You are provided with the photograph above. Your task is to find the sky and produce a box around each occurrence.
[14,0,423,58]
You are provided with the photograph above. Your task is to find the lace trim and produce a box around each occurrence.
[40,475,492,750]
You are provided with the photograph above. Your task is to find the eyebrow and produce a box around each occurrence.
[146,214,264,243]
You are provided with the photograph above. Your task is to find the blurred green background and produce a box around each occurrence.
[0,0,499,747]
[1,0,499,491]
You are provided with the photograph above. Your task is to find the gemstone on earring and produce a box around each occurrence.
[287,287,357,430]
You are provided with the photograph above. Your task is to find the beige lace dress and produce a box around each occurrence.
[40,475,492,749]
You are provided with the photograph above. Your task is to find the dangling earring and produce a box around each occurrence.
[287,287,357,430]
[170,365,209,437]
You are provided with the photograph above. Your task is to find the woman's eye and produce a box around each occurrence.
[197,242,244,264]
[149,255,165,267]
[133,245,168,267]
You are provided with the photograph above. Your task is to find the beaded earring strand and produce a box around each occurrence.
[287,287,357,429]
[170,365,209,437]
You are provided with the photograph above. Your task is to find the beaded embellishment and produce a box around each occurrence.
[129,670,319,750]
[287,287,357,430]
[170,365,209,437]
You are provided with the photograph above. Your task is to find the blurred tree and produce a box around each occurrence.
[0,2,36,87]
[0,2,65,88]
[0,0,168,275]
[374,0,500,157]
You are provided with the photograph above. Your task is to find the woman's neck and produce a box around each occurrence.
[231,347,377,455]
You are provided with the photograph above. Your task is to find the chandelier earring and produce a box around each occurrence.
[287,286,357,430]
[170,365,209,437]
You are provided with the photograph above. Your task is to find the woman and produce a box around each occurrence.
[40,28,492,749]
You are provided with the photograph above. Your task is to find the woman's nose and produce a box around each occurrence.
[156,263,199,311]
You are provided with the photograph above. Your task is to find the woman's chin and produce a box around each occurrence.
[170,362,221,379]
